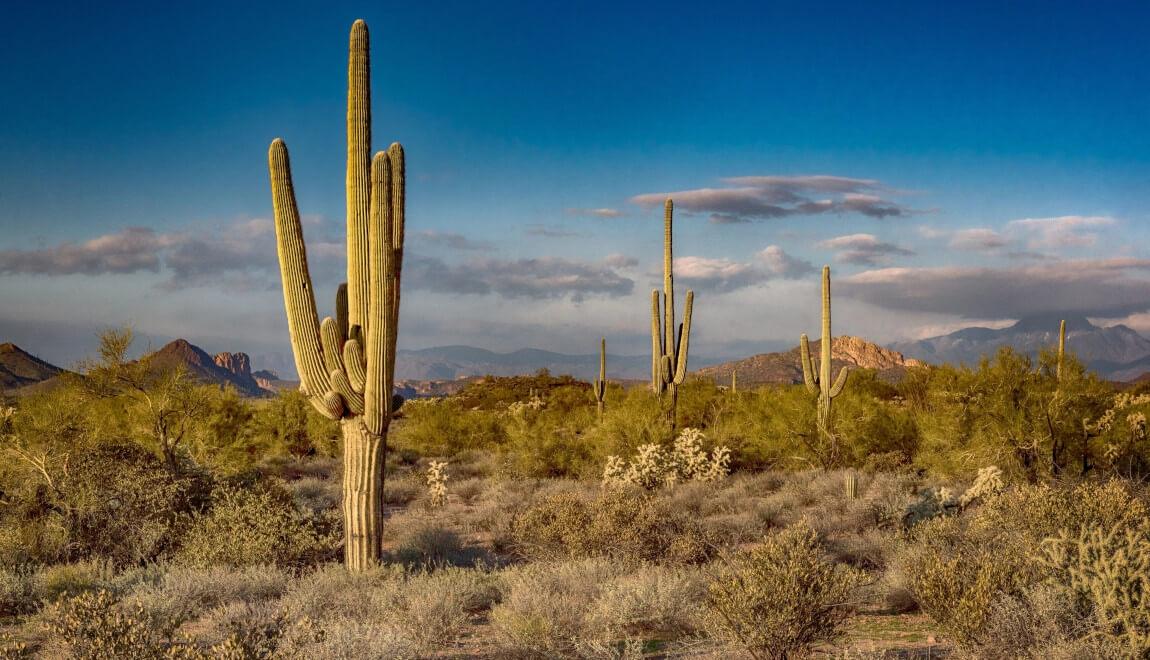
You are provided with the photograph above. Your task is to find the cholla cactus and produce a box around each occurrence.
[650,199,694,427]
[1039,522,1150,653]
[268,20,405,571]
[902,487,960,528]
[958,465,1005,509]
[603,428,730,489]
[426,461,449,508]
[801,266,850,454]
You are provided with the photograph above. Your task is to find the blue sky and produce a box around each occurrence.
[4,1,1150,373]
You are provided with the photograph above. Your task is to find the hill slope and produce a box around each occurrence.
[394,345,725,381]
[0,343,64,389]
[147,340,267,396]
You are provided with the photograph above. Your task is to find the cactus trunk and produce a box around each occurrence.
[593,337,607,418]
[1057,319,1066,382]
[650,199,694,432]
[269,19,404,571]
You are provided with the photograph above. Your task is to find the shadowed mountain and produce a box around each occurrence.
[890,314,1150,379]
[147,340,268,396]
[394,345,726,381]
[0,343,64,389]
[696,336,923,386]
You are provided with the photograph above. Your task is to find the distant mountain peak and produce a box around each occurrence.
[697,335,921,386]
[0,343,64,389]
[1010,313,1094,333]
[148,339,267,396]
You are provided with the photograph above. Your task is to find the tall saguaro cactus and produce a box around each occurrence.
[801,266,849,454]
[651,199,694,425]
[593,337,607,417]
[268,20,404,571]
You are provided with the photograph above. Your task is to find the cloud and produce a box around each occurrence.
[0,218,344,291]
[0,227,174,275]
[838,258,1150,319]
[1005,215,1115,249]
[949,228,1008,251]
[757,245,817,277]
[406,254,634,302]
[670,246,814,292]
[817,233,914,265]
[524,224,588,238]
[566,208,623,218]
[602,254,640,269]
[415,230,495,252]
[630,175,917,224]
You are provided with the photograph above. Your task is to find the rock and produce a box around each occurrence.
[213,352,252,379]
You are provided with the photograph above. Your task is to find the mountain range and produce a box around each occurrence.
[0,343,64,389]
[890,313,1150,378]
[392,345,726,381]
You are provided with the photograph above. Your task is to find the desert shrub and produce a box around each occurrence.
[588,565,707,640]
[249,390,341,459]
[33,560,118,604]
[177,481,339,568]
[388,517,488,567]
[1039,521,1150,655]
[501,410,597,478]
[511,489,715,565]
[389,399,507,457]
[705,522,863,659]
[0,567,36,616]
[127,565,290,626]
[0,443,209,566]
[41,589,184,659]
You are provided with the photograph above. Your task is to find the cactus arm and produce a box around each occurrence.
[829,366,850,398]
[820,265,832,396]
[364,152,393,435]
[319,391,345,419]
[800,334,818,394]
[331,370,365,415]
[343,339,367,393]
[346,19,372,331]
[672,290,693,385]
[599,337,606,386]
[336,283,349,338]
[320,317,346,376]
[269,139,332,400]
[386,143,405,391]
[660,355,673,385]
[650,290,662,391]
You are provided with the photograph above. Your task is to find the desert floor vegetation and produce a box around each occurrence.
[2,339,1150,657]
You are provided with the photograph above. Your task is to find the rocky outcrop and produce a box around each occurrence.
[696,336,923,386]
[213,352,252,379]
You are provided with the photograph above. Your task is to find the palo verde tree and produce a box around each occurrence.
[268,19,405,570]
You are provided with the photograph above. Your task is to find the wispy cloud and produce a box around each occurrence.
[406,254,634,302]
[839,258,1150,318]
[949,227,1007,251]
[817,233,914,265]
[566,207,623,218]
[671,245,814,292]
[1005,215,1115,249]
[631,175,918,224]
[524,224,588,238]
[0,227,173,275]
[415,230,495,252]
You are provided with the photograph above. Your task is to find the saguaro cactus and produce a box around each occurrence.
[650,199,695,423]
[593,337,607,417]
[268,19,404,571]
[730,370,738,394]
[801,266,849,452]
[1056,319,1067,381]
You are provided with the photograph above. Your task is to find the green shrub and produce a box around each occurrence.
[177,481,339,568]
[42,589,184,659]
[705,522,863,658]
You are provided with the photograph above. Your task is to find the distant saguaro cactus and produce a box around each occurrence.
[844,471,859,499]
[593,337,607,417]
[1057,319,1067,382]
[731,369,738,394]
[268,19,404,571]
[650,199,694,427]
[801,266,849,457]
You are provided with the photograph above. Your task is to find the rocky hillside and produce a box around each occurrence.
[696,336,923,386]
[148,340,268,396]
[394,345,723,381]
[0,343,64,389]
[890,314,1150,379]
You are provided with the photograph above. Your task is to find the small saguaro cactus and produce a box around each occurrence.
[593,337,607,417]
[1056,319,1067,381]
[268,19,404,571]
[730,370,738,394]
[650,199,695,424]
[844,471,859,499]
[801,266,850,452]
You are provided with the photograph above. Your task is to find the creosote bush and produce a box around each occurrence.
[706,522,863,659]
